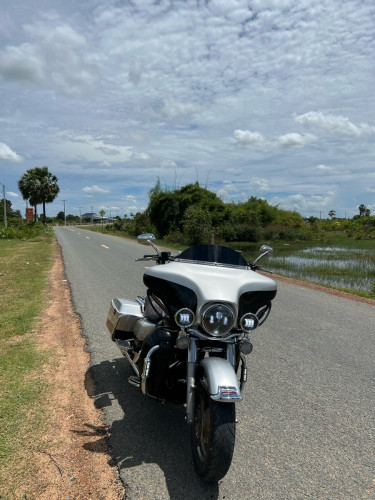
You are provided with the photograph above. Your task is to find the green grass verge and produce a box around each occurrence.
[0,235,55,497]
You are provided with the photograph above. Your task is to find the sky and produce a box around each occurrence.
[1,0,374,220]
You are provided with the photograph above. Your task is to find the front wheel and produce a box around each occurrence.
[191,382,236,481]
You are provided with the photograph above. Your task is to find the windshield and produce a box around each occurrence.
[176,244,248,267]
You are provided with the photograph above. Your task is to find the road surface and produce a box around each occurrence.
[54,226,375,499]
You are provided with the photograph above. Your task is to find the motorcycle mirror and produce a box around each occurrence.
[259,245,273,256]
[137,233,156,245]
[253,245,274,265]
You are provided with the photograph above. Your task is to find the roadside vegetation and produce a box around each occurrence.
[0,226,55,497]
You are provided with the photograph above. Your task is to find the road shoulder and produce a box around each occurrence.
[19,242,125,499]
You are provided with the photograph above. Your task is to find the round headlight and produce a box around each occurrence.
[174,308,195,328]
[240,313,259,332]
[201,303,235,337]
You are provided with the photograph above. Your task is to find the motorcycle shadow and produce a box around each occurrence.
[85,356,220,500]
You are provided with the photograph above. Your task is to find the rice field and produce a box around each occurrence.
[267,245,375,295]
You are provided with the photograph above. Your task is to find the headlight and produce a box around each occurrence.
[201,303,235,337]
[239,312,259,332]
[174,308,195,328]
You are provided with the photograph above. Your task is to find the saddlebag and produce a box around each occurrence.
[106,298,156,341]
[106,298,143,340]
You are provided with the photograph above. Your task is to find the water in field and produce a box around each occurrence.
[267,246,375,294]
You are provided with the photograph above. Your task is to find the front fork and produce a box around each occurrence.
[186,338,197,424]
[185,338,237,424]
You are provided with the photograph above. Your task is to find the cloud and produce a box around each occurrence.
[294,111,375,137]
[233,130,265,146]
[0,142,22,161]
[270,192,334,214]
[123,195,136,201]
[216,181,238,199]
[161,98,199,120]
[128,59,142,85]
[251,178,270,194]
[278,133,317,148]
[7,191,19,198]
[161,160,178,169]
[0,24,99,97]
[225,168,243,175]
[56,134,133,162]
[316,164,333,172]
[82,185,110,194]
[132,152,151,162]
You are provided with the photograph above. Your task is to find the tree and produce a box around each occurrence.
[328,210,336,219]
[358,204,371,217]
[147,181,226,238]
[0,199,22,222]
[18,167,59,222]
[99,209,106,229]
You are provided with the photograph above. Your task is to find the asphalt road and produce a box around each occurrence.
[54,226,375,500]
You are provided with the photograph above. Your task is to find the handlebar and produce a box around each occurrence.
[247,262,273,274]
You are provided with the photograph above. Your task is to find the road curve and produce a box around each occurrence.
[54,227,375,500]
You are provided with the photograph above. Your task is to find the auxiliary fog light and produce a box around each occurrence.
[174,308,195,328]
[240,313,259,332]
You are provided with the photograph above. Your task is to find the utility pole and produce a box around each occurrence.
[78,207,83,224]
[62,200,66,226]
[0,182,7,228]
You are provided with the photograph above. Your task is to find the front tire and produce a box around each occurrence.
[191,382,236,481]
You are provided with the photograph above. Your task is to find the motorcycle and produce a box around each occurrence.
[106,234,277,481]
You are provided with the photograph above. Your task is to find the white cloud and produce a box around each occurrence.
[316,164,333,172]
[0,24,99,97]
[132,152,151,162]
[217,181,238,199]
[270,192,334,214]
[278,133,317,148]
[225,168,243,175]
[7,191,19,198]
[233,130,265,146]
[55,134,133,162]
[294,111,375,137]
[161,160,178,169]
[0,142,22,161]
[251,178,270,194]
[161,98,199,120]
[82,185,110,194]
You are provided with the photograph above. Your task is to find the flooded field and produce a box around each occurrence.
[267,246,375,294]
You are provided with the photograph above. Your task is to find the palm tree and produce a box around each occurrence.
[18,167,60,222]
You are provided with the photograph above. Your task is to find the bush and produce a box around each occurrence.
[0,221,51,240]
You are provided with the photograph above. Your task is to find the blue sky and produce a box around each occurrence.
[1,0,374,219]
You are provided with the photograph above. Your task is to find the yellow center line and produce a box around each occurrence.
[101,244,110,249]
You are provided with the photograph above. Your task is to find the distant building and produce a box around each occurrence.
[81,212,101,221]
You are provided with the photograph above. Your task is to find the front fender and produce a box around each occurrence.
[199,357,242,402]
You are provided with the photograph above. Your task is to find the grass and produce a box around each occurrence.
[0,235,55,497]
[234,239,375,299]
